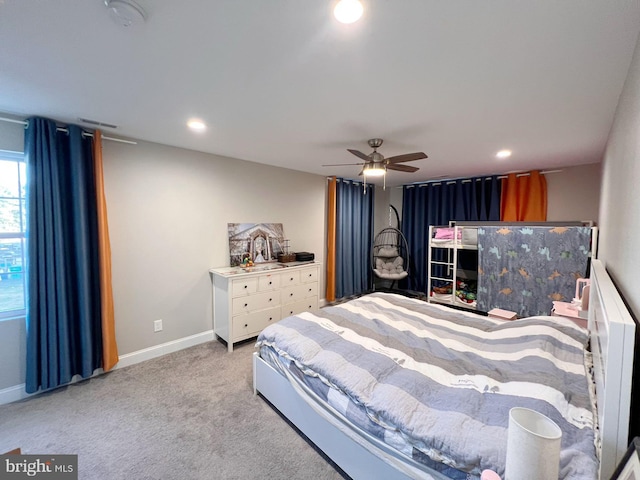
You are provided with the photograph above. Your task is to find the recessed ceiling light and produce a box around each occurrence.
[496,149,512,159]
[334,0,364,24]
[187,119,207,132]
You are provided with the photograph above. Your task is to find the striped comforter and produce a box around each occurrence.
[256,292,598,479]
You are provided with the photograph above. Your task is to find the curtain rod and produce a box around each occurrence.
[0,116,137,145]
[405,169,563,188]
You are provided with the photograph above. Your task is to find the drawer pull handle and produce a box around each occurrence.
[269,298,272,302]
[244,303,248,307]
[308,288,312,292]
[289,293,293,297]
[244,323,248,328]
[269,317,273,321]
[308,274,312,277]
[289,311,293,315]
[244,285,248,289]
[269,281,272,285]
[290,277,294,281]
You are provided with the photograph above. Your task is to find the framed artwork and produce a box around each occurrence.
[227,223,286,267]
[611,438,640,480]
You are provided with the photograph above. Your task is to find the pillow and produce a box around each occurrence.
[378,247,399,257]
[434,227,455,239]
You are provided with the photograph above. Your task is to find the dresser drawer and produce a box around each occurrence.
[258,273,280,291]
[232,277,258,297]
[300,267,318,283]
[282,282,318,304]
[232,306,280,339]
[232,291,280,314]
[282,298,319,317]
[281,271,301,286]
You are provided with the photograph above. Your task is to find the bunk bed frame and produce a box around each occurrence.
[253,258,635,479]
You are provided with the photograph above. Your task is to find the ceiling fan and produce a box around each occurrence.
[323,138,427,177]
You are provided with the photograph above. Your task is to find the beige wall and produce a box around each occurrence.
[373,186,391,235]
[104,139,326,355]
[598,31,640,318]
[0,123,326,390]
[103,142,326,353]
[546,163,601,223]
[0,115,24,152]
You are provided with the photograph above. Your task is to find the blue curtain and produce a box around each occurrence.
[401,176,501,293]
[25,117,103,393]
[335,179,374,298]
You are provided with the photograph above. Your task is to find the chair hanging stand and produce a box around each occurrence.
[372,227,410,291]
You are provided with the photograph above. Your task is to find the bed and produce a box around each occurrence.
[252,259,635,479]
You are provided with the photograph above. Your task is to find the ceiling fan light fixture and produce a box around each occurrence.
[334,0,364,24]
[362,163,386,177]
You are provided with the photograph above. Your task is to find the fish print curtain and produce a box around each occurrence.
[476,226,592,317]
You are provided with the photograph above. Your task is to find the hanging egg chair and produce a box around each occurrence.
[372,227,410,289]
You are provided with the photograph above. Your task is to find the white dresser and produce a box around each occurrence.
[210,262,321,352]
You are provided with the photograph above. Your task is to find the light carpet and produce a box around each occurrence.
[0,340,347,480]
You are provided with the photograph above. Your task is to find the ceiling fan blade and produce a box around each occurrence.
[386,164,419,173]
[347,149,371,161]
[386,152,428,164]
[322,162,366,167]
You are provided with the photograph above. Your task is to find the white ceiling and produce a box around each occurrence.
[1,1,639,186]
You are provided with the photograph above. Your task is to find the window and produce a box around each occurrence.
[0,150,26,319]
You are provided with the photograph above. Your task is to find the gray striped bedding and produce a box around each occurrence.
[255,292,598,479]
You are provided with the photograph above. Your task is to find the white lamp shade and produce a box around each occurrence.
[505,407,562,480]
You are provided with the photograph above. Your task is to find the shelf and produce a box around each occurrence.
[430,294,477,310]
[427,224,479,313]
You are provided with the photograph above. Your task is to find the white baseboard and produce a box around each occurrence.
[113,330,214,370]
[0,330,215,406]
[0,384,34,405]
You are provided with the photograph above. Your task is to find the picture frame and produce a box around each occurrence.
[611,437,640,480]
[227,223,286,267]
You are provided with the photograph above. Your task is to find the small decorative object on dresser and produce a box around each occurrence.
[210,262,320,352]
[295,251,315,262]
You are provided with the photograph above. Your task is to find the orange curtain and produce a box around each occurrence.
[326,177,337,302]
[500,170,547,221]
[94,130,119,371]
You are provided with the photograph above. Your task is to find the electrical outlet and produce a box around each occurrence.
[154,319,163,332]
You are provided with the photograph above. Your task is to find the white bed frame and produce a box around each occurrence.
[253,258,636,480]
[589,259,636,479]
